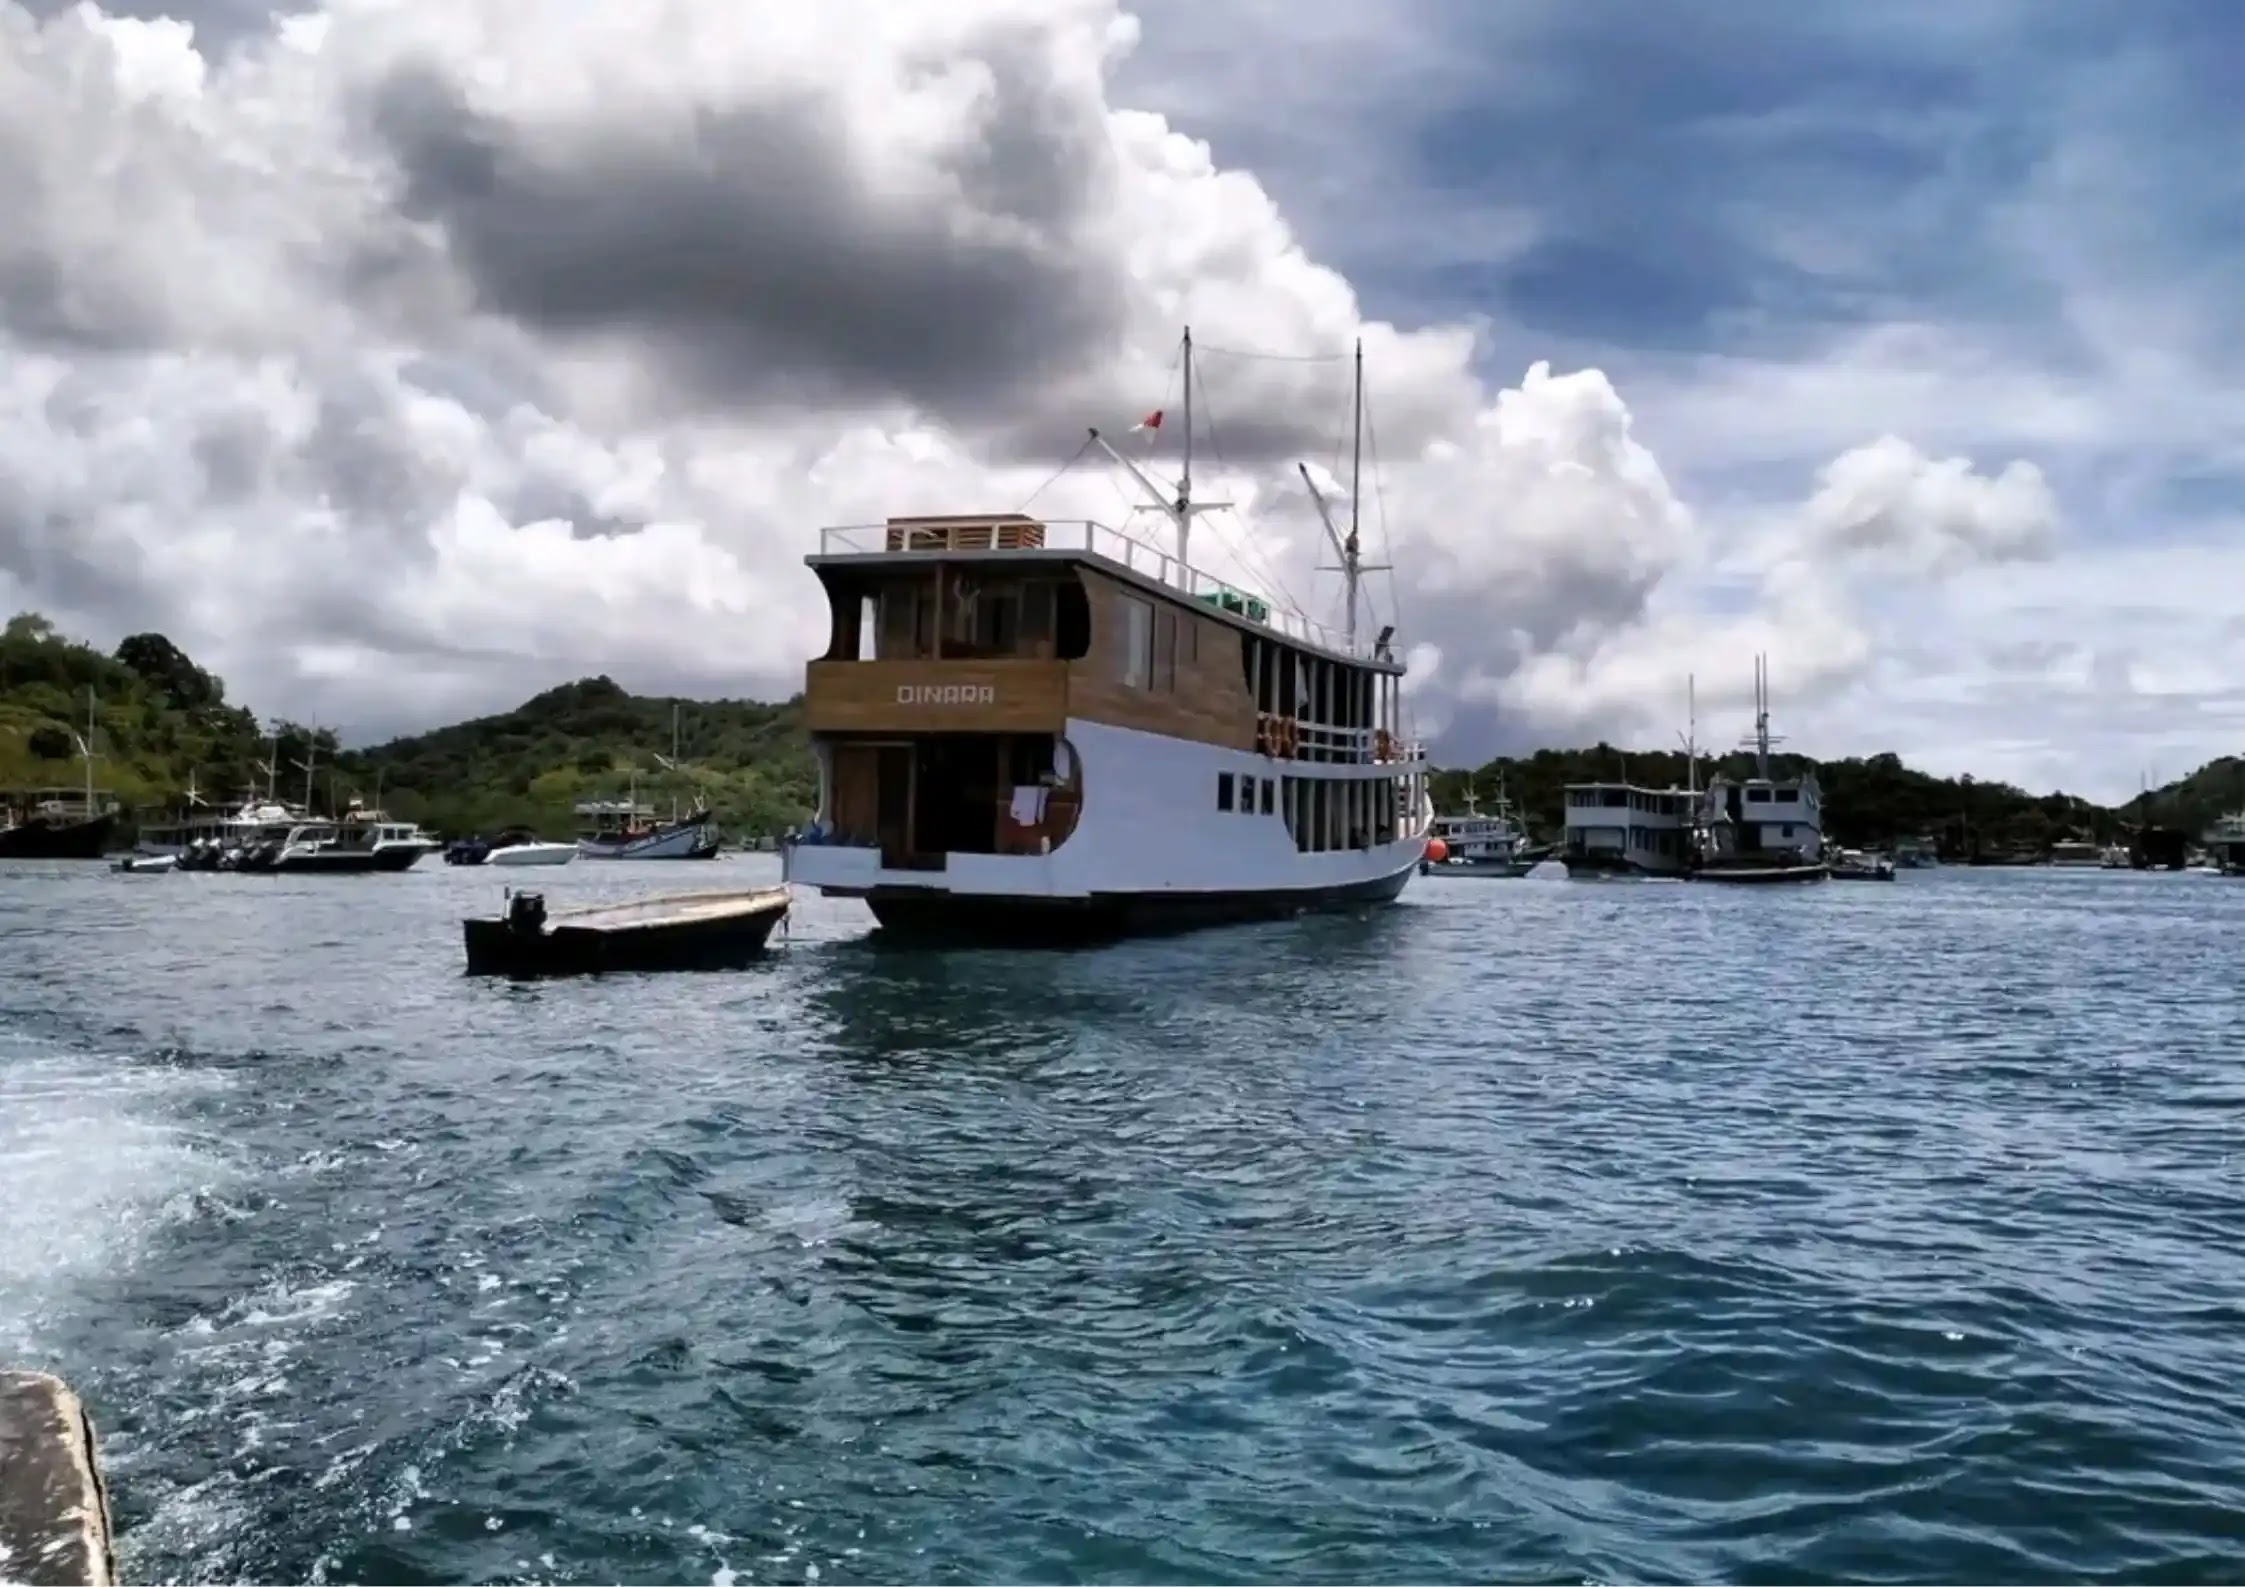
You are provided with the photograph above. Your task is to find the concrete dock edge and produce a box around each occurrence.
[0,1371,115,1586]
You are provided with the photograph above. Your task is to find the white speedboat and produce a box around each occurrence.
[112,852,178,873]
[487,838,578,867]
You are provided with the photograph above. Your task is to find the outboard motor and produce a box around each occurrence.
[507,891,548,935]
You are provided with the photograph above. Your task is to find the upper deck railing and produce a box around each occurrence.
[816,517,1384,663]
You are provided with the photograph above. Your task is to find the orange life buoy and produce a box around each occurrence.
[1374,728,1394,762]
[1278,717,1301,758]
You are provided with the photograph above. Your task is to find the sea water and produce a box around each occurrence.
[2,859,2241,1583]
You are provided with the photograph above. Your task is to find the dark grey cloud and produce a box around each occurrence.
[360,37,1129,427]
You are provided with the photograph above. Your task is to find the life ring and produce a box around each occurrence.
[1254,713,1274,756]
[1374,728,1394,762]
[1276,717,1300,758]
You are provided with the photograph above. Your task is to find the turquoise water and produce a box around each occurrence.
[2,860,2241,1583]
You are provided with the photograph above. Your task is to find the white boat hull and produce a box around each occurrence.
[787,718,1431,935]
[487,841,578,867]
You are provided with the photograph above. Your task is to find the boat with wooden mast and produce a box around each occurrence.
[784,328,1433,940]
[577,705,722,860]
[0,689,119,860]
[1693,656,1829,884]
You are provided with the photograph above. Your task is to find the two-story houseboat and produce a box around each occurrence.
[1561,782,1698,877]
[783,333,1432,939]
[1696,657,1827,883]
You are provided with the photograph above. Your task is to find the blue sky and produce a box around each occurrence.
[1116,0,2245,795]
[1124,0,2241,494]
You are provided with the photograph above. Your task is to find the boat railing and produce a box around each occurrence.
[817,518,1381,661]
[1284,721,1426,764]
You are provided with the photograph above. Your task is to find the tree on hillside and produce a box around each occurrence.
[116,632,224,713]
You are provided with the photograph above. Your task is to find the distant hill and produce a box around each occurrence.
[335,677,815,840]
[6,607,2236,853]
[0,613,816,841]
[1430,746,2128,858]
[0,613,271,808]
[2119,758,2245,838]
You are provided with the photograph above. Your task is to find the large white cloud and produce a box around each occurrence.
[0,0,2058,769]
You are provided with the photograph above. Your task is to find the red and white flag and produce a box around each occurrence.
[1130,409,1163,432]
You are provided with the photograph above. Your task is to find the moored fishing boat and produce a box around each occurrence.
[0,690,117,860]
[782,328,1433,941]
[1422,783,1550,877]
[575,800,721,861]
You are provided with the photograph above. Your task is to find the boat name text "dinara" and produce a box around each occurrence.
[896,683,996,705]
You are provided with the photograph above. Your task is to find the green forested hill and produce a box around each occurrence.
[3,608,2232,853]
[0,613,271,808]
[336,677,815,840]
[0,613,815,840]
[1430,746,2126,858]
[2119,758,2245,838]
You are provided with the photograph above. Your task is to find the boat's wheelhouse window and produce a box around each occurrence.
[1217,771,1235,812]
[1260,779,1274,815]
[1747,786,1773,802]
[821,569,1088,661]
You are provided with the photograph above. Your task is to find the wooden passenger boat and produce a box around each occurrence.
[783,328,1435,942]
[462,886,790,977]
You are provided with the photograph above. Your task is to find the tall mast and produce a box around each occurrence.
[1085,324,1232,593]
[1754,654,1772,780]
[1345,339,1364,647]
[82,687,96,810]
[1297,338,1386,650]
[293,731,318,815]
[1178,325,1194,574]
[1681,674,1698,799]
[1348,338,1363,561]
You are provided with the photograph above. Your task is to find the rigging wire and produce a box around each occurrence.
[1187,353,1305,617]
[1016,432,1102,513]
[1193,342,1353,364]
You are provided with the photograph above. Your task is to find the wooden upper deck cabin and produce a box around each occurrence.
[800,511,1424,870]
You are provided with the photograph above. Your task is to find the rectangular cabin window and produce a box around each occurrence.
[1121,595,1154,687]
[1156,606,1178,691]
[1747,787,1773,803]
[1020,581,1056,655]
[856,595,876,659]
[1217,772,1235,812]
[1239,774,1256,813]
[1260,778,1274,815]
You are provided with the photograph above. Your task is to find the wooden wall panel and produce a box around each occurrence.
[805,659,1067,734]
[1066,571,1258,750]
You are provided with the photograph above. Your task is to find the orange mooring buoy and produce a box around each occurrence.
[1425,837,1450,864]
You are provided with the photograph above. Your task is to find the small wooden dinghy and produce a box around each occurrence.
[463,885,789,977]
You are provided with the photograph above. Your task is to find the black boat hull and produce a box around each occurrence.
[270,846,429,874]
[0,811,117,860]
[858,865,1414,946]
[464,891,788,977]
[1694,860,1830,884]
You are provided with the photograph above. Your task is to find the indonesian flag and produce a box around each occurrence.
[1131,409,1163,432]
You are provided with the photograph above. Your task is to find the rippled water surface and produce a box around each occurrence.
[4,858,2244,1583]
